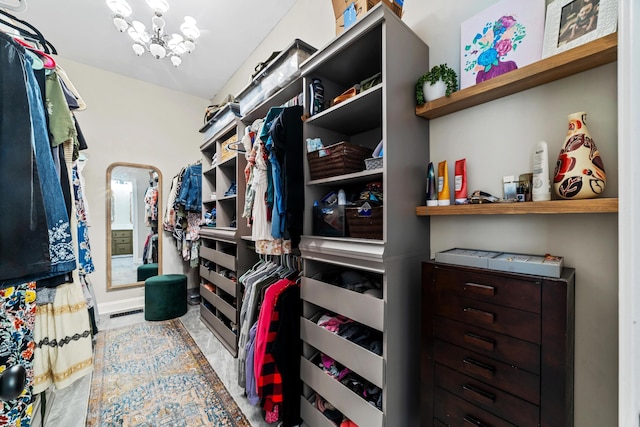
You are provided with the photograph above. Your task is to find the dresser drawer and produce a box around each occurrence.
[434,266,541,313]
[434,340,540,405]
[435,317,540,374]
[112,237,130,244]
[435,387,517,427]
[112,230,132,238]
[437,293,541,344]
[435,364,539,427]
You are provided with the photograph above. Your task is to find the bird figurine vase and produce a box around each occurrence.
[553,112,606,199]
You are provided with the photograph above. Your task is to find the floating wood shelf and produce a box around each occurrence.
[415,33,617,119]
[415,198,618,216]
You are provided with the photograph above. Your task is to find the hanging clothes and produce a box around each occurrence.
[0,33,53,284]
[167,162,202,267]
[0,28,95,426]
[242,106,303,256]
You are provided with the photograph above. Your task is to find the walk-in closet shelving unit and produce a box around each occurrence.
[198,103,254,357]
[297,5,430,426]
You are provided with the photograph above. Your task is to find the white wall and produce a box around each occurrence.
[211,0,335,104]
[57,57,209,313]
[211,0,619,425]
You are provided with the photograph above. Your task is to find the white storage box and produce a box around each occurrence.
[236,39,316,117]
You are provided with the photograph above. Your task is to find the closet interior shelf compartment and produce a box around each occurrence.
[415,32,617,120]
[416,197,618,216]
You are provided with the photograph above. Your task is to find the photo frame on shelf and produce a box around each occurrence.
[460,0,545,90]
[542,0,617,58]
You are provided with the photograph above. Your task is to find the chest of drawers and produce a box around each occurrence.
[421,261,575,427]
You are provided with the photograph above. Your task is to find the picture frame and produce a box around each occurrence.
[542,0,618,58]
[460,0,545,90]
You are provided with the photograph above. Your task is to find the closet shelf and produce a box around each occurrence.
[415,197,618,216]
[307,168,382,186]
[200,227,236,242]
[415,33,617,120]
[203,166,216,176]
[305,84,383,134]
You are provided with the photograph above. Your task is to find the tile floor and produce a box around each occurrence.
[39,305,272,426]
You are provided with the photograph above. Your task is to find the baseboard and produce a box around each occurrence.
[98,296,145,316]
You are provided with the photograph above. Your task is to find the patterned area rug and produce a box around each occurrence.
[87,319,250,426]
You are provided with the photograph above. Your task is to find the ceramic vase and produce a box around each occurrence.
[423,80,447,102]
[553,112,606,199]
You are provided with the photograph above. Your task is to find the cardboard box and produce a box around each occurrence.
[333,0,403,35]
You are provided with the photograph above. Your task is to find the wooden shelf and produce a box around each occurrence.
[415,33,617,120]
[415,198,618,216]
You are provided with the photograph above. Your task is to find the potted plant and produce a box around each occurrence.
[415,63,459,105]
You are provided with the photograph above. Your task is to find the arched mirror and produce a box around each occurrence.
[106,162,162,290]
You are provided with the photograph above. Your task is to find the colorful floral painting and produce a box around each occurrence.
[460,0,545,90]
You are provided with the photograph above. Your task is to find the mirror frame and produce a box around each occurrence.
[106,162,163,291]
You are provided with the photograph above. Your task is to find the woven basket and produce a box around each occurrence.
[364,157,383,170]
[346,206,383,240]
[308,141,372,180]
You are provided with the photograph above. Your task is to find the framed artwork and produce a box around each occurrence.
[461,0,546,90]
[542,0,618,58]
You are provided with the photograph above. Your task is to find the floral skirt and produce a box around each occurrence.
[0,282,37,427]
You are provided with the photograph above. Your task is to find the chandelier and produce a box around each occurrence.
[105,0,200,67]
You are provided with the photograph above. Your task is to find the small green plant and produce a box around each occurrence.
[415,63,459,105]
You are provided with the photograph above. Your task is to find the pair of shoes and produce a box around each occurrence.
[224,181,237,197]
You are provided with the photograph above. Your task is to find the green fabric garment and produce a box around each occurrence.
[45,72,77,148]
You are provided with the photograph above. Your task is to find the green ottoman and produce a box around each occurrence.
[137,263,158,281]
[144,274,188,321]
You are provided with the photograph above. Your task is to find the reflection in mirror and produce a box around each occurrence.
[106,162,162,290]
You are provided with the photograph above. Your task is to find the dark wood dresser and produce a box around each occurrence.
[421,261,575,427]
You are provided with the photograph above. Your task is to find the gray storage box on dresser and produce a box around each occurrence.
[421,260,575,427]
[298,3,431,426]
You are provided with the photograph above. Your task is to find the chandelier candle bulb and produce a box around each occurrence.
[426,162,438,206]
[105,0,200,66]
[437,160,450,206]
[454,158,467,204]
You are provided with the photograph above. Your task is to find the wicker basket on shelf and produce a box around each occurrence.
[346,206,383,240]
[307,141,372,180]
[364,157,383,170]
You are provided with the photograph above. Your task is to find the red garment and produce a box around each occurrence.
[253,278,296,411]
[340,420,358,427]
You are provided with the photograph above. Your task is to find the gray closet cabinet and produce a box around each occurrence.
[198,106,253,357]
[298,4,430,426]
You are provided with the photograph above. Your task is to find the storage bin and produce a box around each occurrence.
[199,103,240,142]
[364,157,383,170]
[308,142,372,180]
[313,205,346,237]
[236,39,316,117]
[346,206,383,239]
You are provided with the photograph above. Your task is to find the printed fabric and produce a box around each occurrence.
[32,281,93,394]
[72,163,94,274]
[0,282,37,427]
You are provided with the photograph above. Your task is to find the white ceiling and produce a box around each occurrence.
[11,0,298,99]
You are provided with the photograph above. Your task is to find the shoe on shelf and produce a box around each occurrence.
[224,181,237,197]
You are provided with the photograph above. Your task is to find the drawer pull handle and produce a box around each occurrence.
[462,384,495,405]
[464,332,495,351]
[463,415,491,427]
[463,282,495,296]
[463,307,495,324]
[462,358,495,379]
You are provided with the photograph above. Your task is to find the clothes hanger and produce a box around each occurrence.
[0,9,57,54]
